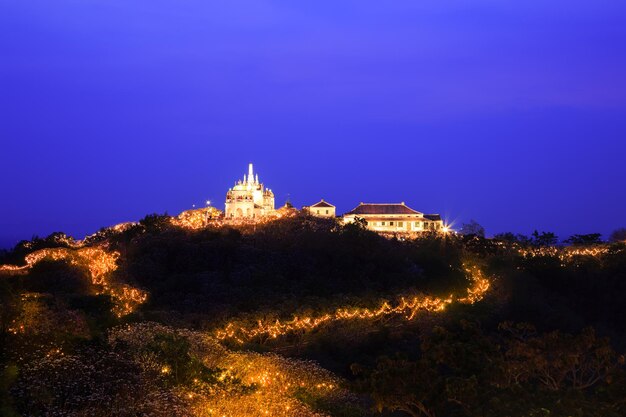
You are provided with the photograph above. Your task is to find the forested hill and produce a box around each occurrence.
[1,213,626,417]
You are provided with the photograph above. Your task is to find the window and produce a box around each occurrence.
[326,210,329,214]
[316,210,320,214]
[398,222,403,227]
[414,222,420,227]
[390,221,394,226]
[381,222,386,226]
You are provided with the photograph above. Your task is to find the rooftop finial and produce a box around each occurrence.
[248,163,254,184]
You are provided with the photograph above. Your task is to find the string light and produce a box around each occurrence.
[0,246,147,317]
[171,207,223,230]
[519,246,613,261]
[215,263,490,344]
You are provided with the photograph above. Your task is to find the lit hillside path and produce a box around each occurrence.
[215,263,491,344]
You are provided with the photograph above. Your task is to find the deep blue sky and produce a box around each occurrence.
[2,1,626,247]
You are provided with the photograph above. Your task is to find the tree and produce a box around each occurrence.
[531,230,558,246]
[609,228,626,243]
[564,233,603,246]
[342,216,368,233]
[459,220,485,237]
[500,322,623,392]
[352,356,440,417]
[493,232,516,242]
[26,260,93,296]
[43,232,76,247]
[139,213,172,233]
[147,333,216,387]
[352,216,368,229]
[2,233,76,265]
[352,322,497,417]
[493,232,531,245]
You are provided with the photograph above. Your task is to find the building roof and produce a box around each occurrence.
[309,199,335,208]
[345,203,422,216]
[423,214,442,221]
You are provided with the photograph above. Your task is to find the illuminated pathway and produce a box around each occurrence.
[215,264,491,344]
[0,246,147,317]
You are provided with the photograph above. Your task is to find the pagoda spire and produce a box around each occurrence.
[248,163,254,184]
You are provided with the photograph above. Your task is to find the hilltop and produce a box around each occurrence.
[1,213,626,417]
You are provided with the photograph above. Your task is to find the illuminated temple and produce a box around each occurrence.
[225,163,275,219]
[224,164,446,232]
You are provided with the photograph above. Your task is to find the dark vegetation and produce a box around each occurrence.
[1,214,626,416]
[120,216,467,319]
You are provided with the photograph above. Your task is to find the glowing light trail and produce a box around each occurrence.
[519,246,612,260]
[216,264,491,344]
[0,246,147,317]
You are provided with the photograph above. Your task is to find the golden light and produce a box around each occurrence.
[0,246,147,317]
[215,262,490,344]
[519,245,612,261]
[439,217,458,234]
[171,206,223,230]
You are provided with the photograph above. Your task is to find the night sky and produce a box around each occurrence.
[2,1,626,247]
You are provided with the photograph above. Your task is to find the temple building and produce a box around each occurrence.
[342,202,445,233]
[225,163,275,219]
[303,199,336,218]
[222,164,447,231]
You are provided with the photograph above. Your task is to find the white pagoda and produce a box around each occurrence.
[225,163,275,219]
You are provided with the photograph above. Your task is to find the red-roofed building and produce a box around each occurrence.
[343,202,444,233]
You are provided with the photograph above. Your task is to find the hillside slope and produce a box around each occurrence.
[1,213,626,416]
